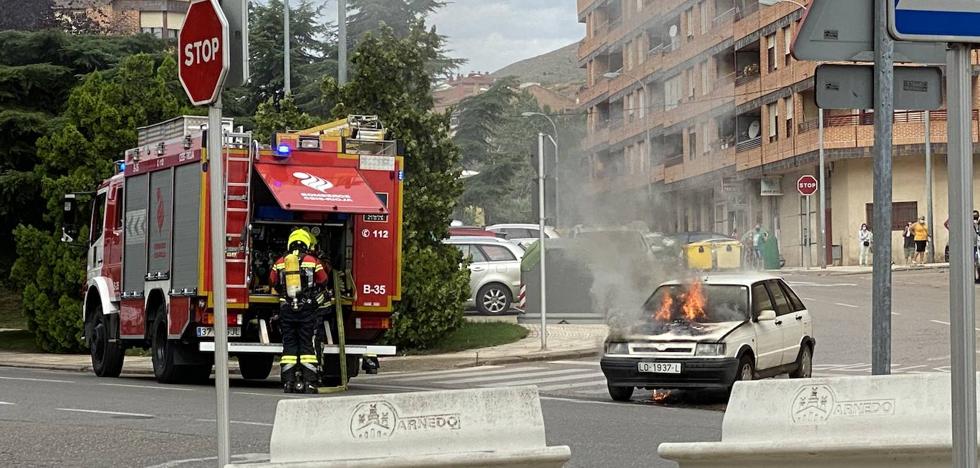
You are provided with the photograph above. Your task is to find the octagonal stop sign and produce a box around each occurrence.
[178,0,229,106]
[797,175,818,196]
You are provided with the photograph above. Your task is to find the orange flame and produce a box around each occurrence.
[654,292,673,321]
[651,390,671,403]
[682,280,707,321]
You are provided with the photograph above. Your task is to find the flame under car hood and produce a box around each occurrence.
[624,320,745,342]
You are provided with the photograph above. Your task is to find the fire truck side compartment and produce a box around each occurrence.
[123,173,148,294]
[171,163,202,292]
[147,169,173,278]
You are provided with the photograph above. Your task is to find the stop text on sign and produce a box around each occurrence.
[184,38,221,66]
[797,175,818,196]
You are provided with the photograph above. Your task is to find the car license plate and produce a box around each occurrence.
[638,362,681,374]
[196,327,241,338]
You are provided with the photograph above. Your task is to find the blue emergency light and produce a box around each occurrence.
[276,144,291,157]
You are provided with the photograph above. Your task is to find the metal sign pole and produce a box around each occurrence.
[806,195,811,270]
[338,0,347,85]
[537,132,548,351]
[946,42,977,468]
[208,96,231,467]
[871,0,893,376]
[818,108,827,269]
[283,0,290,95]
[925,110,935,263]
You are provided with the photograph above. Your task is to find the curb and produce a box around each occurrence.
[453,348,601,368]
[778,264,949,277]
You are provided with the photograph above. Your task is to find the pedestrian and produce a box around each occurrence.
[858,223,872,266]
[903,222,915,266]
[912,216,929,266]
[752,224,766,269]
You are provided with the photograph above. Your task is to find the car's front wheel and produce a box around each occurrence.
[607,384,634,402]
[476,283,511,314]
[735,355,754,383]
[789,344,812,379]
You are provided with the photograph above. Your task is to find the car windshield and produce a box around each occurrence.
[642,283,749,324]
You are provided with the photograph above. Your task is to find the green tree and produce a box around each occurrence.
[229,0,335,120]
[323,22,469,349]
[12,53,193,352]
[253,94,318,145]
[0,0,59,31]
[0,30,163,281]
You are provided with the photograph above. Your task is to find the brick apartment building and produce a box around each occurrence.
[433,72,496,112]
[54,0,188,39]
[577,0,980,267]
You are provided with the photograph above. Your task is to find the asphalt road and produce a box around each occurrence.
[0,268,966,467]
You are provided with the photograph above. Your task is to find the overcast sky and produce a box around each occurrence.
[323,1,584,74]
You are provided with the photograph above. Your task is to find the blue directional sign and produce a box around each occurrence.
[889,0,980,42]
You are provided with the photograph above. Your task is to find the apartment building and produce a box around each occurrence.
[577,0,980,267]
[54,0,188,39]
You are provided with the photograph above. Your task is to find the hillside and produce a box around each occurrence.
[492,42,584,86]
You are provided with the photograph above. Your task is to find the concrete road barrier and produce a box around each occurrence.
[228,386,570,468]
[659,373,970,467]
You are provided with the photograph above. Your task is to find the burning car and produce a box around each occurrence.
[600,274,815,402]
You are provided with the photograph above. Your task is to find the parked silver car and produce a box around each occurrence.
[445,236,525,314]
[486,223,560,249]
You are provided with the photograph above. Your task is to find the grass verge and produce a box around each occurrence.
[0,288,25,330]
[404,321,529,355]
[0,330,40,353]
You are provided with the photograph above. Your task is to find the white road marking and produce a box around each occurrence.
[485,372,603,388]
[536,380,608,392]
[387,365,519,382]
[787,282,857,287]
[801,297,816,301]
[834,302,859,308]
[196,418,272,427]
[397,366,543,384]
[442,368,583,385]
[145,453,270,468]
[352,382,436,392]
[893,312,902,316]
[233,392,304,399]
[99,383,195,392]
[0,402,14,406]
[0,376,74,384]
[56,408,153,418]
[550,360,601,367]
[931,320,951,326]
[360,365,503,381]
[891,365,928,372]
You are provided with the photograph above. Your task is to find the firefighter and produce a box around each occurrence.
[270,228,329,393]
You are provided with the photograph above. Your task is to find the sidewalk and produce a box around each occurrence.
[0,323,608,375]
[777,262,949,276]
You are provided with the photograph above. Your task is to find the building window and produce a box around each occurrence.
[688,67,697,98]
[702,122,712,153]
[701,60,711,96]
[141,27,164,38]
[637,0,643,11]
[767,102,778,142]
[785,95,794,137]
[665,75,682,110]
[784,27,793,67]
[866,202,918,230]
[766,33,777,73]
[700,1,710,35]
[627,92,635,121]
[625,40,634,70]
[638,87,646,119]
[689,129,698,159]
[686,8,696,40]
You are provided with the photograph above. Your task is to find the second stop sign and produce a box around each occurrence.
[797,175,818,196]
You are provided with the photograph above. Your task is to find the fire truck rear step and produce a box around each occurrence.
[197,342,396,355]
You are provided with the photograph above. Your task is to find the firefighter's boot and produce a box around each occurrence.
[300,363,319,394]
[280,356,298,393]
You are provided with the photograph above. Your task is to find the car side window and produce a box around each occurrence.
[479,244,517,262]
[779,280,806,311]
[504,228,531,238]
[766,280,793,316]
[751,282,774,318]
[467,245,488,262]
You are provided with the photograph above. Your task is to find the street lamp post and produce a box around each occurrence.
[522,112,559,227]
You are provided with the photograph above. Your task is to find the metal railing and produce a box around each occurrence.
[797,110,980,133]
[735,137,762,153]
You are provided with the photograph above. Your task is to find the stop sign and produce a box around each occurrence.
[178,0,229,106]
[797,175,818,196]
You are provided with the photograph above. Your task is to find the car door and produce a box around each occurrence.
[476,244,521,294]
[750,281,784,371]
[455,244,489,299]
[776,279,810,363]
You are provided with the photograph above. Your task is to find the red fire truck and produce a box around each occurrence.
[65,115,402,384]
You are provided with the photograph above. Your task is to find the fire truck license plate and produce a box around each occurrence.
[638,362,681,374]
[196,327,242,338]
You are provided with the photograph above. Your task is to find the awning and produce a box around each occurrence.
[254,164,387,214]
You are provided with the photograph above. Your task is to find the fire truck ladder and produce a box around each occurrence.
[222,131,254,303]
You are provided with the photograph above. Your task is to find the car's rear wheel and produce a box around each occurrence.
[476,283,511,314]
[151,308,211,384]
[607,384,634,402]
[789,344,812,379]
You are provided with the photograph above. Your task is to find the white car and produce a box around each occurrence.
[445,237,525,314]
[600,273,815,402]
[486,223,559,248]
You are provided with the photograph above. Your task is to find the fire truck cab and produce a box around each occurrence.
[68,115,402,384]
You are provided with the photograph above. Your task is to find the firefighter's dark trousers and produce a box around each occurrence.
[279,302,318,390]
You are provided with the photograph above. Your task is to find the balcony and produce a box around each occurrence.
[735,137,761,152]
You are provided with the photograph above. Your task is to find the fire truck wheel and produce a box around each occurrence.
[238,355,274,380]
[151,311,211,384]
[476,283,512,315]
[87,306,124,378]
